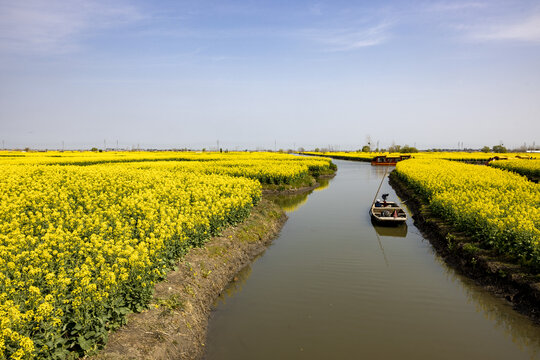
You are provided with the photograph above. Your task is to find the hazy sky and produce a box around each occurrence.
[1,0,539,150]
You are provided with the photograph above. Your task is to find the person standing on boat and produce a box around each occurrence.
[382,193,389,207]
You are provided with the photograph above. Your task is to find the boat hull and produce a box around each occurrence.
[370,202,407,226]
[370,212,407,226]
[371,155,411,166]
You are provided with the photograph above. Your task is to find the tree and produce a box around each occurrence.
[492,145,507,153]
[400,145,418,153]
[361,145,371,152]
[481,146,490,152]
[366,135,372,151]
[388,144,401,153]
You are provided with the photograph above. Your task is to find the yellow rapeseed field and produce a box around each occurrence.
[304,151,535,162]
[0,151,333,359]
[490,159,540,179]
[395,159,540,269]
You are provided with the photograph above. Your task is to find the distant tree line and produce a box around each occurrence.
[358,144,418,153]
[482,145,507,153]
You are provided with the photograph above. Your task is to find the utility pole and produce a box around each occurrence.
[217,139,220,152]
[116,139,119,150]
[62,141,64,151]
[104,139,106,151]
[274,140,277,152]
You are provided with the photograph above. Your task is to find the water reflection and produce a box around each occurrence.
[265,192,310,212]
[214,263,253,307]
[372,223,408,237]
[433,255,540,358]
[372,165,395,175]
[207,160,540,360]
[265,177,334,213]
[313,177,331,191]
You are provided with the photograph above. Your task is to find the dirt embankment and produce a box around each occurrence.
[389,171,540,323]
[93,200,286,360]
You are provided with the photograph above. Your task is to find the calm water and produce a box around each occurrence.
[205,160,540,359]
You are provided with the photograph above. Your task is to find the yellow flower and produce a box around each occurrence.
[0,150,333,358]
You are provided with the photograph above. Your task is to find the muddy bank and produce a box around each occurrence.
[389,171,540,323]
[93,200,286,360]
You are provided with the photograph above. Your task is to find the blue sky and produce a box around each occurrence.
[1,0,539,150]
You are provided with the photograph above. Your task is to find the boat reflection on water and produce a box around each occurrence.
[371,223,408,268]
[371,222,408,237]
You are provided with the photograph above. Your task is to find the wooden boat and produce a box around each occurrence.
[369,170,407,226]
[371,155,411,166]
[370,199,407,225]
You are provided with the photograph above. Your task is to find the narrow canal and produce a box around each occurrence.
[205,160,540,359]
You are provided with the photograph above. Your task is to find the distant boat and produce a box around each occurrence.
[371,155,411,166]
[370,195,407,225]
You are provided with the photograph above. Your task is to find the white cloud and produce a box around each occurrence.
[0,0,143,55]
[465,14,540,42]
[426,2,487,12]
[305,22,391,51]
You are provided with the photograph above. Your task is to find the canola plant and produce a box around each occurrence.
[304,151,535,162]
[490,159,540,179]
[0,151,332,359]
[395,159,540,270]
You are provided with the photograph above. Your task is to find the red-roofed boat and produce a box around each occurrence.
[371,155,411,166]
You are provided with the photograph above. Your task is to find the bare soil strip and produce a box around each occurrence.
[389,171,540,323]
[92,200,286,360]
